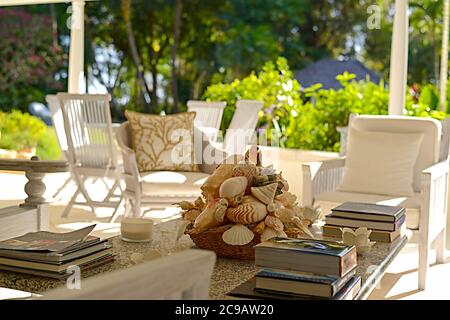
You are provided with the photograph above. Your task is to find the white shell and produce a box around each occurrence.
[261,227,287,242]
[251,183,278,205]
[302,206,321,222]
[222,224,254,245]
[275,191,297,207]
[342,227,375,254]
[219,176,248,198]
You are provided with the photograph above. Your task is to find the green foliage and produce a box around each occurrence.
[203,58,448,152]
[286,73,390,151]
[0,111,61,160]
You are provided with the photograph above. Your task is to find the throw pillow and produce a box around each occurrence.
[337,127,424,197]
[125,110,199,172]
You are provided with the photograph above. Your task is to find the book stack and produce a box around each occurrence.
[0,225,114,279]
[323,202,406,242]
[227,237,361,300]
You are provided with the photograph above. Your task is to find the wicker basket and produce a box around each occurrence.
[188,224,261,260]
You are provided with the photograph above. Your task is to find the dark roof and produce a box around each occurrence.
[294,58,381,90]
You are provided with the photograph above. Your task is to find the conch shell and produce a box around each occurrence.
[291,216,314,239]
[275,191,297,208]
[219,176,247,199]
[244,145,262,166]
[222,224,254,245]
[192,198,228,233]
[251,183,277,205]
[265,215,284,232]
[277,172,289,192]
[226,196,267,224]
[253,220,266,234]
[201,164,234,200]
[183,208,201,222]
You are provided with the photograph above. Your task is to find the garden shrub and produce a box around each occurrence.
[203,58,448,152]
[0,110,61,160]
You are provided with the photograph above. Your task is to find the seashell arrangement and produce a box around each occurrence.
[180,147,318,254]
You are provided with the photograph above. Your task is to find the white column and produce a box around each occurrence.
[440,0,450,111]
[68,0,85,93]
[388,0,409,115]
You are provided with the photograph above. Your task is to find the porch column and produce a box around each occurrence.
[440,0,450,111]
[388,0,409,115]
[68,0,85,93]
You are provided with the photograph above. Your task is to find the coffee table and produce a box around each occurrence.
[0,221,409,300]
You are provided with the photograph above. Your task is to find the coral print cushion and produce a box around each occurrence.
[125,110,199,172]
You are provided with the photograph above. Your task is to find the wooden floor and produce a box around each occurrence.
[1,171,449,300]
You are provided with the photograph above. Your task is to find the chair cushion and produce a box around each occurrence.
[125,110,199,172]
[350,115,441,192]
[338,127,424,196]
[315,191,420,229]
[140,171,209,199]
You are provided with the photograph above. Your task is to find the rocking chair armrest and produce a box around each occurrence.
[420,159,449,238]
[301,158,346,206]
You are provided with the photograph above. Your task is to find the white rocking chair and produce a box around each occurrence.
[223,99,263,155]
[57,93,123,222]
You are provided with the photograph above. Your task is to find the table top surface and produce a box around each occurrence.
[0,221,409,300]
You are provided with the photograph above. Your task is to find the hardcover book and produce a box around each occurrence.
[322,224,406,242]
[226,276,362,300]
[325,214,405,231]
[255,267,356,298]
[254,237,357,277]
[331,202,405,222]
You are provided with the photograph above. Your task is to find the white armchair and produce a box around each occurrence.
[302,115,448,290]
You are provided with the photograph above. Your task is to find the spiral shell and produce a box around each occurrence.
[251,182,277,205]
[222,224,254,245]
[226,197,267,224]
[265,215,284,232]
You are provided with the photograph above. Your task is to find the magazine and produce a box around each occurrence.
[0,225,96,252]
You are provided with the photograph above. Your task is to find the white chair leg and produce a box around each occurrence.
[436,228,446,264]
[52,176,72,198]
[109,196,124,223]
[61,188,80,218]
[73,173,96,213]
[418,240,431,290]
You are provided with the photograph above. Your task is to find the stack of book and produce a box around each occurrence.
[227,237,361,300]
[323,202,406,242]
[0,225,114,279]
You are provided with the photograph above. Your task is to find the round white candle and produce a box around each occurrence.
[120,217,154,242]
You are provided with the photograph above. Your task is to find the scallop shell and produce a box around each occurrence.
[226,197,267,224]
[265,215,284,232]
[275,191,297,207]
[219,176,248,199]
[261,227,287,242]
[251,183,277,205]
[222,224,254,245]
